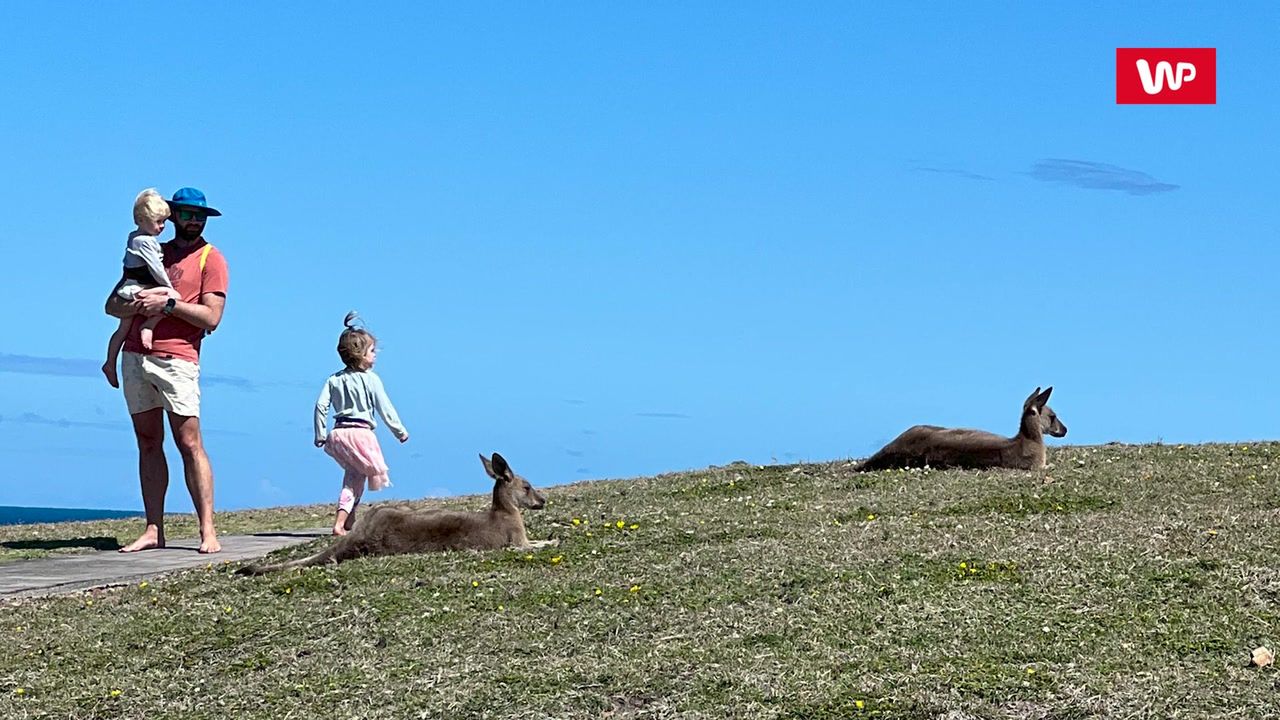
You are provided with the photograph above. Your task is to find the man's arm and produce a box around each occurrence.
[135,291,226,332]
[105,285,170,320]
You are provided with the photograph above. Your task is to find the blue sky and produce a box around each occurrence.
[1,3,1276,512]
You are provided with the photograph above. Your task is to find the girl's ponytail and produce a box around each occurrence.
[337,311,376,370]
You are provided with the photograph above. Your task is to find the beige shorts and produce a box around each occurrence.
[121,351,201,417]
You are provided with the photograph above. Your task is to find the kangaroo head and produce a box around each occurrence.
[479,452,547,510]
[1022,386,1068,438]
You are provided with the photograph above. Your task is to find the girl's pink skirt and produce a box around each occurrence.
[324,428,391,491]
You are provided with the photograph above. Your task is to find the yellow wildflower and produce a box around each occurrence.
[471,580,480,588]
[524,554,533,561]
[959,562,967,570]
[138,582,149,590]
[629,585,641,593]
[14,688,25,696]
[498,605,505,611]
[855,699,865,710]
[629,524,639,530]
[550,556,563,564]
[594,588,603,596]
[110,689,122,697]
[1026,667,1036,675]
[615,520,625,529]
[223,606,232,614]
[866,514,876,521]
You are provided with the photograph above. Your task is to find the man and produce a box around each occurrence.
[105,187,228,554]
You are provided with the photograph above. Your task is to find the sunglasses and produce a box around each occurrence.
[177,209,207,222]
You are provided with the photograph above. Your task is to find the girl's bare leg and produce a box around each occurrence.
[333,469,365,535]
[332,508,350,536]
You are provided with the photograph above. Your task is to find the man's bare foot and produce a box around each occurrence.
[332,526,348,536]
[102,361,119,389]
[141,327,154,351]
[198,527,221,554]
[120,528,164,553]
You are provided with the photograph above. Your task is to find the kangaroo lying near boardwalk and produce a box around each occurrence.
[238,453,556,574]
[857,387,1067,471]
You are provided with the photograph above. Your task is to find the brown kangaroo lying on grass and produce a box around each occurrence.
[857,387,1067,471]
[238,453,557,574]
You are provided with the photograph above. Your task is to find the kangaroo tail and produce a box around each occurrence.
[236,544,339,575]
[855,450,900,472]
[854,453,883,472]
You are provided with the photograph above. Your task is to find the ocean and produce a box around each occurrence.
[0,506,144,526]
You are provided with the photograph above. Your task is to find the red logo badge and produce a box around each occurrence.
[1116,48,1216,104]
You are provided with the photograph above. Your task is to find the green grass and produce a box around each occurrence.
[1,442,1277,718]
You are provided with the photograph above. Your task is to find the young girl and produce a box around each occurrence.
[314,312,410,535]
[102,188,182,388]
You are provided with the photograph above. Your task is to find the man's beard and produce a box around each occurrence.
[175,223,202,242]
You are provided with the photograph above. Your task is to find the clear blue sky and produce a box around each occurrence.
[1,3,1276,511]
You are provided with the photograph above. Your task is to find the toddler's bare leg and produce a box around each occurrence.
[139,290,178,350]
[140,315,161,351]
[103,317,130,388]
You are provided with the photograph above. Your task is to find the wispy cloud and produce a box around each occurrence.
[1026,159,1179,195]
[0,412,130,432]
[913,166,995,182]
[0,412,249,436]
[564,449,585,458]
[0,352,292,390]
[258,476,286,499]
[562,398,587,406]
[576,467,591,475]
[635,412,691,420]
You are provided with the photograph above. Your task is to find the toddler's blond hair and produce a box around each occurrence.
[133,188,171,226]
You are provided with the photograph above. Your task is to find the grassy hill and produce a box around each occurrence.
[1,443,1277,718]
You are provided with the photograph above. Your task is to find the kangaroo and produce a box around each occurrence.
[238,453,557,574]
[857,387,1067,471]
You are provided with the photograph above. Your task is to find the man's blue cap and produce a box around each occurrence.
[169,187,222,217]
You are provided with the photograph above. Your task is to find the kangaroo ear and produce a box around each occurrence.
[490,453,512,481]
[479,453,496,479]
[1036,386,1054,407]
[1024,387,1042,409]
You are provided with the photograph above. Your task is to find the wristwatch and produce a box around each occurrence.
[162,298,177,316]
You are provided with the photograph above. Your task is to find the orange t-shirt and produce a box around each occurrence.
[122,238,229,364]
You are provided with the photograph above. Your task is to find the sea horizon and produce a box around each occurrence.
[0,505,144,527]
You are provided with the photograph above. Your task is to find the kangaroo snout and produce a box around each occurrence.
[525,490,547,510]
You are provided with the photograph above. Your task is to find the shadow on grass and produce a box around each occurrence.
[1,536,122,551]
